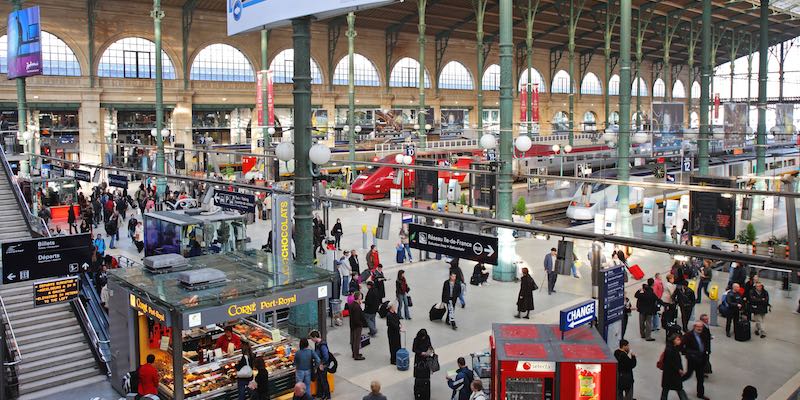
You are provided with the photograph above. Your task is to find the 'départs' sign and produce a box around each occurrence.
[560,300,596,332]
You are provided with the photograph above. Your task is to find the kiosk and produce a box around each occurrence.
[143,210,247,257]
[19,175,79,215]
[490,323,616,400]
[107,251,334,400]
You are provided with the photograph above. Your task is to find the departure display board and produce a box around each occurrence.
[470,162,496,209]
[33,276,79,307]
[414,158,439,203]
[690,176,737,240]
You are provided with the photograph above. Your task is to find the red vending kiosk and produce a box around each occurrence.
[490,323,617,400]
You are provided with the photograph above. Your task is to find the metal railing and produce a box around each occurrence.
[117,255,143,269]
[373,134,599,154]
[0,297,21,368]
[73,295,111,375]
[0,144,49,237]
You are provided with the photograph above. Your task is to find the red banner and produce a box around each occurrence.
[520,90,528,122]
[242,156,257,173]
[713,93,720,119]
[532,87,540,122]
[256,70,276,127]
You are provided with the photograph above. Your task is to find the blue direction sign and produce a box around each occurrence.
[603,265,626,324]
[559,300,596,332]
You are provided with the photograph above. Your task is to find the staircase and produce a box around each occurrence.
[0,148,108,399]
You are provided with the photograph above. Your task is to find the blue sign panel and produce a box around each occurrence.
[7,6,42,79]
[603,265,626,325]
[559,300,596,332]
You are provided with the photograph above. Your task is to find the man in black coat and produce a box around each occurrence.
[614,339,637,400]
[515,268,536,319]
[386,303,402,365]
[660,333,689,399]
[634,280,658,341]
[441,272,462,330]
[349,250,361,277]
[682,321,710,400]
[364,281,380,337]
[347,292,367,360]
[725,283,745,337]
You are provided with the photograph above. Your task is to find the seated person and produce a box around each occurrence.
[470,263,490,286]
[215,326,241,353]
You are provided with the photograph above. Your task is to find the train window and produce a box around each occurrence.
[591,182,610,193]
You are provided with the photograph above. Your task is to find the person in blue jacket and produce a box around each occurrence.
[446,357,474,400]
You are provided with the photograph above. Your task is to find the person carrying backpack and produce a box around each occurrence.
[309,330,331,400]
[447,357,475,400]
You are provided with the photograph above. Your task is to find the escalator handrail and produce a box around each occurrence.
[0,296,22,367]
[73,294,111,374]
[80,273,109,329]
[0,143,48,237]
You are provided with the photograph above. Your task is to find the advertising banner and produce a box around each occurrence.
[6,6,42,79]
[576,364,602,400]
[2,234,93,284]
[271,194,294,276]
[440,109,466,137]
[532,87,540,122]
[256,70,275,127]
[651,102,684,154]
[723,103,748,138]
[690,176,737,240]
[227,0,395,35]
[713,93,720,119]
[520,90,528,122]
[213,189,255,213]
[775,103,794,134]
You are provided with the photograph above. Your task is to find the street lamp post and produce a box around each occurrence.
[551,143,573,184]
[394,153,413,205]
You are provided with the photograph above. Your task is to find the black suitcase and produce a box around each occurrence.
[429,303,446,321]
[735,317,751,342]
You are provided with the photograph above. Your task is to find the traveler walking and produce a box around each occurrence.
[441,272,462,330]
[515,268,536,319]
[331,218,343,250]
[635,280,658,341]
[412,329,434,400]
[399,226,413,262]
[396,269,411,319]
[614,339,637,400]
[660,333,689,400]
[348,292,367,360]
[67,203,77,234]
[544,247,558,294]
[652,273,665,331]
[681,321,710,400]
[749,282,770,338]
[674,284,697,332]
[697,259,713,303]
[447,357,475,400]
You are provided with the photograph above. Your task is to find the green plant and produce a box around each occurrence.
[222,166,235,177]
[459,192,467,205]
[514,197,527,216]
[736,222,757,244]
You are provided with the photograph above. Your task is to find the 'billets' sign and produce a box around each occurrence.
[560,300,596,332]
[213,189,255,213]
[2,234,92,284]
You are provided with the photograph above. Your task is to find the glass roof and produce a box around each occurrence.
[755,0,800,18]
[109,250,334,313]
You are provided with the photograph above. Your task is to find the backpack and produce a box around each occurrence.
[319,342,337,373]
[122,368,139,394]
[656,351,665,370]
[718,292,731,317]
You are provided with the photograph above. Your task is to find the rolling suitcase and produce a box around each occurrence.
[396,332,410,371]
[429,303,446,321]
[628,264,645,280]
[734,316,751,342]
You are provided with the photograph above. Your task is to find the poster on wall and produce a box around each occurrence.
[375,109,433,134]
[7,6,42,79]
[575,364,602,400]
[775,103,794,134]
[723,103,748,140]
[651,102,684,154]
[440,109,466,137]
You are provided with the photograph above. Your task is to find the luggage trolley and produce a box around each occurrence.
[471,351,492,395]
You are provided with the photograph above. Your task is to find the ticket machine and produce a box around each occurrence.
[490,324,617,400]
[642,197,658,233]
[664,199,679,233]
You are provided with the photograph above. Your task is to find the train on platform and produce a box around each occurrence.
[565,147,799,222]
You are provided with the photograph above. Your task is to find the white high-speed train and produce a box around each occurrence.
[565,148,799,222]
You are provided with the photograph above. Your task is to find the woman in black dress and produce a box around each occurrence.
[412,329,433,400]
[252,357,269,400]
[515,268,536,319]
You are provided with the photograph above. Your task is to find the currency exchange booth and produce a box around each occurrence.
[490,323,616,400]
[107,251,334,399]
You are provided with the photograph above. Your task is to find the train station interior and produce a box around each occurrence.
[0,0,797,400]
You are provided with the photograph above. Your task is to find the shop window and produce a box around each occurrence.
[437,61,474,90]
[0,31,80,76]
[389,57,431,88]
[332,53,380,86]
[98,37,176,79]
[268,49,323,85]
[190,44,254,82]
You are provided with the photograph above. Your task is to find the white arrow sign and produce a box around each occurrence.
[6,273,16,281]
[81,262,90,271]
[485,245,495,257]
[568,314,594,329]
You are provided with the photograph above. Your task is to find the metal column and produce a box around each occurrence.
[699,0,711,175]
[347,12,356,177]
[261,29,269,179]
[153,0,166,198]
[475,0,488,133]
[494,0,515,281]
[604,3,616,127]
[756,0,768,174]
[567,0,584,147]
[417,0,428,149]
[524,1,538,135]
[617,0,632,226]
[288,17,318,335]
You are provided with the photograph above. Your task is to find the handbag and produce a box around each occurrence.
[407,295,413,307]
[237,356,253,379]
[427,353,440,373]
[531,279,539,291]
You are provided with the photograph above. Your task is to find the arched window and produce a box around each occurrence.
[553,111,569,132]
[632,77,648,96]
[673,80,686,98]
[389,57,431,88]
[691,81,701,99]
[580,73,602,95]
[653,78,666,98]
[608,74,620,96]
[438,61,473,90]
[609,111,620,125]
[482,64,500,90]
[98,37,176,79]
[690,111,699,128]
[518,68,546,92]
[583,111,597,132]
[0,31,81,76]
[333,53,380,86]
[190,43,254,82]
[551,70,571,94]
[269,49,323,84]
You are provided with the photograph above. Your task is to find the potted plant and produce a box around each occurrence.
[512,197,528,223]
[325,176,349,199]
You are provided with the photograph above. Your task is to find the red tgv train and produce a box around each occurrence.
[350,144,613,200]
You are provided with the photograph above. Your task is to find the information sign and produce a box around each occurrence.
[108,173,128,188]
[559,300,596,332]
[33,276,79,307]
[408,223,498,265]
[2,234,93,284]
[213,189,255,213]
